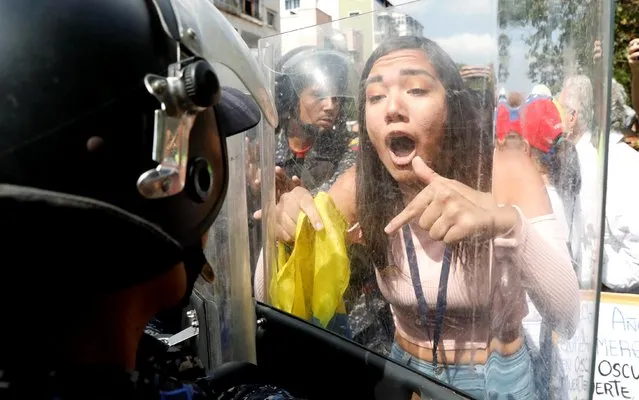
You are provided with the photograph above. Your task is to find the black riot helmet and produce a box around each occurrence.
[0,0,277,294]
[272,46,359,132]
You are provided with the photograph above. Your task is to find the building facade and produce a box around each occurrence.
[275,0,420,73]
[279,0,332,54]
[277,0,388,66]
[337,0,392,58]
[279,0,419,63]
[374,10,424,48]
[213,0,280,48]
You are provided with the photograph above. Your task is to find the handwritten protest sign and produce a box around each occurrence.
[593,293,639,399]
[555,291,639,400]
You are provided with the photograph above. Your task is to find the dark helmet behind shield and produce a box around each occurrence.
[273,46,358,126]
[0,0,277,294]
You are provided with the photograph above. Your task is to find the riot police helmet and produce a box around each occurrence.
[0,0,277,295]
[272,45,358,131]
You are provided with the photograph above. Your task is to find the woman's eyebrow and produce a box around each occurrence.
[399,68,435,80]
[365,68,436,87]
[365,75,383,86]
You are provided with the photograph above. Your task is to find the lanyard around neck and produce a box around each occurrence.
[402,224,452,366]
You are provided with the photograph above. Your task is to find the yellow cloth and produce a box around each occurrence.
[269,192,350,327]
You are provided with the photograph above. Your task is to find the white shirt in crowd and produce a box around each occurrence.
[573,130,639,293]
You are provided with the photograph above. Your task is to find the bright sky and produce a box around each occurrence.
[271,0,605,95]
[392,0,532,93]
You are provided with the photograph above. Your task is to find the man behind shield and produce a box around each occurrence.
[272,46,360,197]
[0,0,300,399]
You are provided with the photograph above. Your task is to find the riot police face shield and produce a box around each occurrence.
[151,0,277,126]
[154,96,267,373]
[267,43,360,137]
[138,0,277,200]
[255,0,614,399]
[142,0,279,373]
[190,122,265,370]
[271,48,360,105]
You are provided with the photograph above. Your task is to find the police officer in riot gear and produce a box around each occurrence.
[251,45,360,300]
[0,0,298,398]
[272,46,360,196]
[260,44,394,354]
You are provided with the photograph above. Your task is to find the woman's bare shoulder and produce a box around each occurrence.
[328,166,357,224]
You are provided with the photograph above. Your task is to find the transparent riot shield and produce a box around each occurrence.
[195,130,256,370]
[183,61,276,373]
[255,0,615,398]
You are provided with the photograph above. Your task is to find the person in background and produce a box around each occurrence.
[561,74,639,293]
[249,47,361,285]
[250,45,360,226]
[599,79,639,293]
[253,47,387,346]
[628,38,639,115]
[622,106,639,149]
[495,91,575,400]
[559,74,597,287]
[248,47,359,216]
[530,84,552,97]
[272,46,360,197]
[508,91,525,108]
[496,94,579,242]
[625,39,639,143]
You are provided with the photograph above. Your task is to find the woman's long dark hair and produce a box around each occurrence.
[355,36,494,284]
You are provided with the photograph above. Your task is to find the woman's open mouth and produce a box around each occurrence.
[387,134,416,166]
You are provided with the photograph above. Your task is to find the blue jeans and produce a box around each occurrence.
[390,341,535,399]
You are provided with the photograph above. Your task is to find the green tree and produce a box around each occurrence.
[498,0,638,96]
[498,0,603,93]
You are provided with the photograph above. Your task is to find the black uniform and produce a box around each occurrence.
[0,333,300,400]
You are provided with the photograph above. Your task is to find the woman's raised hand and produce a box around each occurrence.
[384,156,517,244]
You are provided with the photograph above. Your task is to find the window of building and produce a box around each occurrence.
[267,10,276,26]
[284,0,300,10]
[243,0,260,19]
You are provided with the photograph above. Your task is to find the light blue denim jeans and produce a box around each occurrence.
[390,341,536,399]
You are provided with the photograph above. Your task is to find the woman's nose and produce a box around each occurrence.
[384,90,408,124]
